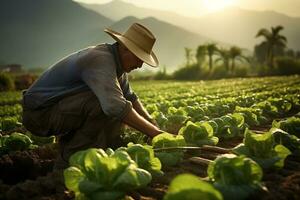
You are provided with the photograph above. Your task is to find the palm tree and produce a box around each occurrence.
[215,48,230,71]
[196,45,206,67]
[184,47,193,67]
[228,46,249,72]
[206,43,218,71]
[256,25,287,68]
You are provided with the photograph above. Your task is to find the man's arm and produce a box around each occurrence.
[132,99,156,124]
[119,74,157,126]
[122,107,162,138]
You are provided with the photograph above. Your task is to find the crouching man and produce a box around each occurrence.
[22,23,163,169]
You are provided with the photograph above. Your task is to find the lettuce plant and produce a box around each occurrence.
[163,174,223,200]
[179,121,219,146]
[184,105,205,121]
[164,107,189,134]
[234,106,261,126]
[272,116,300,138]
[151,111,168,129]
[208,154,264,200]
[232,129,291,169]
[116,143,163,177]
[269,128,300,152]
[0,116,22,131]
[64,148,152,200]
[152,132,186,167]
[208,113,247,139]
[0,132,36,155]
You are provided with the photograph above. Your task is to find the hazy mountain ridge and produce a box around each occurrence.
[1,0,299,70]
[82,0,300,50]
[0,0,220,70]
[0,0,113,68]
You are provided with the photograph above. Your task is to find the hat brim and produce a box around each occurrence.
[104,28,159,67]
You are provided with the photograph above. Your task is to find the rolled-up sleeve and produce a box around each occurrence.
[81,54,132,120]
[119,73,138,103]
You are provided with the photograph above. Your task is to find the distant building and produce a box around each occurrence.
[0,64,23,73]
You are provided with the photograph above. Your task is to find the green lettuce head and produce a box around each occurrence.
[208,154,264,200]
[64,148,152,200]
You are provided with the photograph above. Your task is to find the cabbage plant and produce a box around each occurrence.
[163,174,223,200]
[152,132,186,167]
[272,116,300,138]
[0,116,22,131]
[64,148,152,200]
[269,128,300,152]
[232,129,291,169]
[208,154,264,200]
[208,113,247,139]
[0,132,36,155]
[179,121,218,146]
[115,143,163,177]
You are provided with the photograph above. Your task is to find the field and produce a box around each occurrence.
[0,76,300,200]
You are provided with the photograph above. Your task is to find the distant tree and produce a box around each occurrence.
[206,43,218,71]
[296,51,300,59]
[215,48,230,71]
[228,46,249,72]
[254,43,285,64]
[256,25,287,68]
[196,45,206,68]
[184,47,194,67]
[285,49,295,58]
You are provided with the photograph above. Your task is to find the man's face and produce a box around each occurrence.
[118,44,143,73]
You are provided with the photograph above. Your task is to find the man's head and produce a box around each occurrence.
[118,43,143,73]
[104,23,159,68]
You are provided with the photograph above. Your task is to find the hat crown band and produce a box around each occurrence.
[124,24,155,54]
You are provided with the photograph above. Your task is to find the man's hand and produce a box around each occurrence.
[122,108,163,138]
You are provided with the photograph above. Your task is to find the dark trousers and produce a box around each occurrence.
[22,90,122,169]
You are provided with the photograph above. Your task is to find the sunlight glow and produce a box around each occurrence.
[203,0,236,12]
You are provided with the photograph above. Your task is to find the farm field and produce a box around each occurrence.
[0,76,300,200]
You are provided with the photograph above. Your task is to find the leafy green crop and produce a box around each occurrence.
[232,129,291,169]
[208,113,247,139]
[208,154,264,200]
[179,121,219,146]
[116,143,163,177]
[0,132,36,155]
[152,132,186,167]
[272,116,300,138]
[163,174,223,200]
[270,128,300,152]
[0,116,22,131]
[151,111,168,128]
[64,148,152,200]
[184,105,205,121]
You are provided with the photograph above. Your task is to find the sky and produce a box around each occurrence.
[74,0,300,17]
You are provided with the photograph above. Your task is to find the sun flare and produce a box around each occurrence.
[203,0,236,12]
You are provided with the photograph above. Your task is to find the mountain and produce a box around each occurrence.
[81,0,197,26]
[0,0,218,70]
[82,0,300,51]
[106,16,215,71]
[81,0,200,34]
[0,0,113,68]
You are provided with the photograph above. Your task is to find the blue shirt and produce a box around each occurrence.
[23,43,137,120]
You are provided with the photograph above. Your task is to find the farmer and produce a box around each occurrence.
[22,23,163,169]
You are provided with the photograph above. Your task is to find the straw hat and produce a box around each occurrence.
[104,23,159,67]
